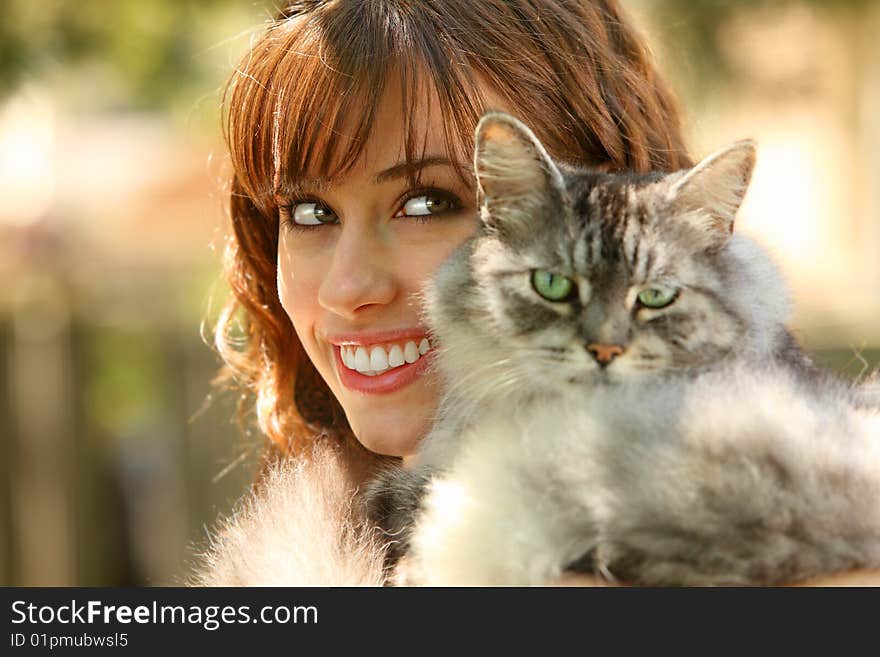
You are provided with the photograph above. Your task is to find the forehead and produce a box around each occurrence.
[566,175,670,280]
[335,80,449,177]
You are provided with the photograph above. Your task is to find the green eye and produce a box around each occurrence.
[532,270,575,301]
[637,287,678,308]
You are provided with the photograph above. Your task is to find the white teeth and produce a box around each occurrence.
[340,339,431,375]
[354,347,371,373]
[370,346,389,371]
[388,344,405,367]
[404,341,420,364]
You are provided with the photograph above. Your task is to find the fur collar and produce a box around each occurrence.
[191,443,387,586]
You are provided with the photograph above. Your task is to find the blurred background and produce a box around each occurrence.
[1,0,878,586]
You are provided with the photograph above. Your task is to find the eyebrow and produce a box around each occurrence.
[275,156,466,202]
[374,156,462,183]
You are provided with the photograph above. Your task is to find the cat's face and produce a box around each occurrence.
[427,113,760,393]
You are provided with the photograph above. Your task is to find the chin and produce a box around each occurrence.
[355,428,421,458]
[348,411,431,458]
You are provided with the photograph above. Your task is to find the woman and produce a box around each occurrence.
[196,0,879,586]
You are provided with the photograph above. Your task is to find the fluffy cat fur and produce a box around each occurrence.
[367,112,880,586]
[191,442,387,586]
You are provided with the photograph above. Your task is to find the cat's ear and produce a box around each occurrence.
[474,112,565,239]
[665,140,756,249]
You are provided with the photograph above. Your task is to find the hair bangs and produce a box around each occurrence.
[228,2,493,215]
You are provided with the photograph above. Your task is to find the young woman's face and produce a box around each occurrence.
[277,84,479,457]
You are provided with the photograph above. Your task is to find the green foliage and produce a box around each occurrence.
[82,326,168,438]
[0,0,277,110]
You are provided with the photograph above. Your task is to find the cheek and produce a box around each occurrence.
[626,333,673,370]
[397,218,477,293]
[277,234,324,341]
[640,296,740,362]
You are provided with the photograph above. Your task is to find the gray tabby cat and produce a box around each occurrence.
[367,111,880,586]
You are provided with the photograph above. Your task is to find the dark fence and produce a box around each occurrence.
[1,312,259,586]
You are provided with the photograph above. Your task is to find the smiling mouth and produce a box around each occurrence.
[339,339,432,376]
[333,339,434,395]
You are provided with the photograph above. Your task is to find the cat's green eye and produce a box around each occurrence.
[532,270,575,301]
[637,287,678,309]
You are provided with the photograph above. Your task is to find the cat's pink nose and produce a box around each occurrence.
[586,343,625,366]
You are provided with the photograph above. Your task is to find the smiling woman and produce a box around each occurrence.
[274,82,479,457]
[198,0,877,587]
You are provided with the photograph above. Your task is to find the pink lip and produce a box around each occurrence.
[334,345,434,395]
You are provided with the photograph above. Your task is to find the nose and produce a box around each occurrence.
[586,343,625,367]
[317,225,396,319]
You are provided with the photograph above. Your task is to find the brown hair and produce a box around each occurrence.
[215,0,692,467]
